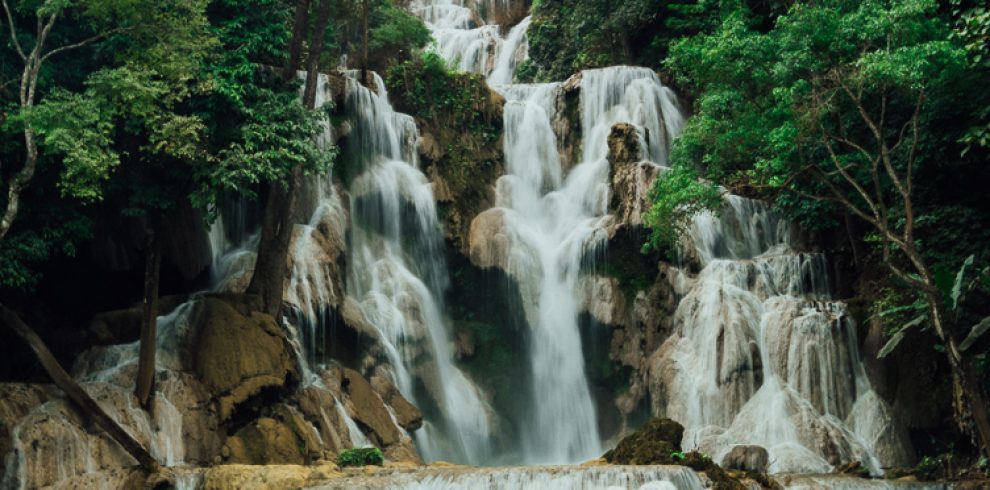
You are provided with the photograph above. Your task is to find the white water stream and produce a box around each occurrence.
[411,0,530,85]
[654,196,913,474]
[338,70,495,464]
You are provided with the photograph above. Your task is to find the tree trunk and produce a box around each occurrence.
[302,0,334,108]
[134,225,162,409]
[246,167,301,317]
[362,0,369,83]
[926,296,990,460]
[283,0,312,81]
[0,303,160,472]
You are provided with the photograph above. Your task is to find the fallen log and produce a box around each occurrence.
[0,302,160,473]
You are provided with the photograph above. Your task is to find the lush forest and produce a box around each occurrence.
[1,0,989,488]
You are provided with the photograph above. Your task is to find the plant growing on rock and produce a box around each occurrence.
[337,447,385,467]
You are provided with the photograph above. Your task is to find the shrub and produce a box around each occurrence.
[337,447,384,467]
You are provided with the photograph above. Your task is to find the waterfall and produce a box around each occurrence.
[411,0,531,85]
[340,70,495,464]
[470,66,686,463]
[654,195,912,474]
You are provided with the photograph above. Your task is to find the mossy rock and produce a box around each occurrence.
[602,417,684,465]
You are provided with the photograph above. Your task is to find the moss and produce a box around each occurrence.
[603,417,684,465]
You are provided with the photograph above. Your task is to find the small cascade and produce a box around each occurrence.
[411,0,531,85]
[654,195,912,474]
[580,67,686,165]
[340,70,495,464]
[309,465,706,490]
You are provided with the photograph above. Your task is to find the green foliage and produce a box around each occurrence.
[385,52,502,202]
[915,454,944,480]
[337,447,384,467]
[201,90,335,208]
[642,164,721,253]
[670,450,686,462]
[330,0,430,72]
[369,2,431,57]
[524,0,779,82]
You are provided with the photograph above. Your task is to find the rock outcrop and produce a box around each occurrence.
[191,295,299,421]
[608,122,661,229]
[722,445,770,473]
[603,417,684,465]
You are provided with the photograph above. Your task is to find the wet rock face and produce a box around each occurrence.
[0,384,52,475]
[224,416,306,465]
[602,417,684,465]
[339,368,401,447]
[607,122,661,229]
[722,445,769,473]
[190,295,299,421]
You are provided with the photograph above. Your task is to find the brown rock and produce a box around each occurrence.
[369,373,423,432]
[225,417,305,465]
[721,445,769,473]
[191,295,298,421]
[341,368,400,446]
[0,384,53,474]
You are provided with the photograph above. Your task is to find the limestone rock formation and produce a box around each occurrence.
[339,368,400,447]
[577,276,627,326]
[722,445,770,473]
[0,384,53,474]
[468,208,513,271]
[608,122,661,228]
[191,295,299,421]
[224,416,307,465]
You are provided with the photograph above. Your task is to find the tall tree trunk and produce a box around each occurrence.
[303,0,334,108]
[246,167,302,317]
[926,293,990,460]
[361,0,369,84]
[134,224,162,409]
[283,0,312,81]
[0,304,160,472]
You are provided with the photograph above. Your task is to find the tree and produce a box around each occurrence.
[648,0,990,459]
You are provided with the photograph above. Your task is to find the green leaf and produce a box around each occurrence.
[878,315,927,358]
[951,255,976,310]
[959,316,990,352]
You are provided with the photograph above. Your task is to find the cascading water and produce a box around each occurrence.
[470,66,687,464]
[653,195,913,474]
[411,0,530,85]
[309,465,706,490]
[339,70,495,464]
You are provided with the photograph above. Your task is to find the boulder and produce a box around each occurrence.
[296,386,352,455]
[602,417,684,465]
[722,445,769,473]
[339,368,400,447]
[191,295,298,421]
[468,208,513,271]
[369,372,423,431]
[224,417,305,465]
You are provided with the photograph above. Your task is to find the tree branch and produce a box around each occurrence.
[1,0,25,60]
[40,27,129,64]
